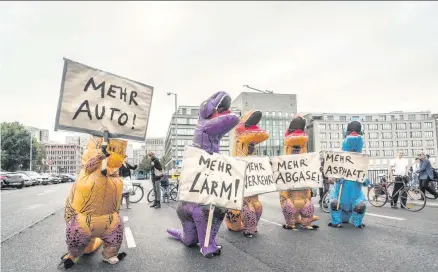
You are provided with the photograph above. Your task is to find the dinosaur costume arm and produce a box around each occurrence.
[84,153,106,174]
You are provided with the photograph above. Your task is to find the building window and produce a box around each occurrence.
[368,124,378,130]
[381,124,392,130]
[192,109,199,116]
[410,131,422,138]
[186,108,192,115]
[410,122,421,129]
[369,141,379,148]
[352,116,360,120]
[426,140,434,147]
[397,140,408,147]
[340,116,346,122]
[396,123,406,130]
[331,142,340,148]
[396,132,407,138]
[319,124,326,130]
[369,132,379,139]
[426,148,435,155]
[424,122,433,128]
[384,150,394,157]
[181,108,187,115]
[320,133,326,139]
[330,133,339,139]
[382,132,392,139]
[370,150,380,157]
[408,114,416,120]
[327,116,334,121]
[421,114,429,120]
[383,141,393,148]
[365,116,372,121]
[411,140,423,147]
[399,114,404,120]
[321,142,328,149]
[399,149,408,156]
[330,124,339,130]
[412,149,423,156]
[425,131,434,138]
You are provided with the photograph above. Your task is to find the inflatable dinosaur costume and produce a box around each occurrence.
[61,136,127,268]
[280,116,319,230]
[225,110,269,237]
[167,91,239,258]
[328,120,370,228]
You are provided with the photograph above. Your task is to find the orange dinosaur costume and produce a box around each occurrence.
[225,110,269,237]
[61,136,128,268]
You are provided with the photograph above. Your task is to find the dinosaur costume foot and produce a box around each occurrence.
[243,231,254,238]
[328,223,343,228]
[201,245,221,258]
[300,224,319,230]
[60,253,79,269]
[282,224,298,230]
[355,224,366,229]
[103,252,127,265]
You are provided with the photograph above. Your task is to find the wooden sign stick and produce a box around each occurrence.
[204,203,215,248]
[337,182,343,211]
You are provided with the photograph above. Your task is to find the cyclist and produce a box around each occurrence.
[388,151,408,209]
[119,156,137,209]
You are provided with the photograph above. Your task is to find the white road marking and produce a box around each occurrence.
[26,204,43,210]
[260,218,282,227]
[123,216,129,223]
[124,227,136,248]
[1,191,13,195]
[365,213,405,221]
[37,190,54,196]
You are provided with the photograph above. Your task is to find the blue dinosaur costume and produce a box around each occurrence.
[328,120,370,228]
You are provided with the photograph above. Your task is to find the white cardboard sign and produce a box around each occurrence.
[178,146,246,210]
[55,58,153,141]
[322,151,370,183]
[271,152,322,191]
[237,156,277,197]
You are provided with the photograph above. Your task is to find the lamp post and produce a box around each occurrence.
[26,129,33,171]
[167,92,178,170]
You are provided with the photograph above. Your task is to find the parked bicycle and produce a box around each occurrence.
[367,174,426,212]
[129,182,145,203]
[320,184,334,213]
[147,179,179,203]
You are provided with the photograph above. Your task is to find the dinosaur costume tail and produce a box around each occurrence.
[83,238,103,254]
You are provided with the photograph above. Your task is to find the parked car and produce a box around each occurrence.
[62,174,76,182]
[48,174,61,184]
[0,172,25,189]
[18,171,42,186]
[18,173,33,187]
[135,170,148,180]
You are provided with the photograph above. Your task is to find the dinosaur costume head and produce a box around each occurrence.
[233,110,269,156]
[193,91,240,154]
[284,116,308,155]
[86,137,127,169]
[341,120,364,153]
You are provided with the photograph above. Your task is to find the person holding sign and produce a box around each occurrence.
[327,121,370,228]
[280,116,319,230]
[61,136,127,268]
[167,91,240,258]
[225,110,269,238]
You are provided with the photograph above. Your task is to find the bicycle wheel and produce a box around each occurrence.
[400,188,426,212]
[367,185,389,207]
[147,188,155,203]
[170,186,178,201]
[425,180,437,199]
[129,185,144,203]
[321,191,330,213]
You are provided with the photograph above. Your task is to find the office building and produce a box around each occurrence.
[145,137,165,159]
[126,144,134,164]
[163,105,232,170]
[66,135,90,153]
[26,126,49,143]
[304,111,437,169]
[44,142,82,174]
[133,145,146,166]
[230,92,298,156]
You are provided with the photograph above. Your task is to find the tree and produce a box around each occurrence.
[138,155,152,172]
[1,122,44,172]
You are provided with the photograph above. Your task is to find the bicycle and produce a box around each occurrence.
[321,185,334,213]
[367,175,426,212]
[147,180,179,203]
[128,182,145,203]
[424,179,438,200]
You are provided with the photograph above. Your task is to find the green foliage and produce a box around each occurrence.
[1,122,45,172]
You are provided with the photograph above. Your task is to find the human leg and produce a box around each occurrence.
[423,177,438,197]
[63,216,92,268]
[224,209,243,231]
[242,202,257,236]
[154,180,161,208]
[281,199,298,229]
[101,215,126,264]
[299,200,318,229]
[391,181,403,207]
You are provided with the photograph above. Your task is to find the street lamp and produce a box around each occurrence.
[167,92,178,170]
[26,129,33,171]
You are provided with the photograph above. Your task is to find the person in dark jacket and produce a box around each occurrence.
[417,152,437,199]
[119,156,137,209]
[148,152,163,209]
[319,154,330,207]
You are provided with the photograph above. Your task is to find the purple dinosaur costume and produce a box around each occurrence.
[167,91,240,258]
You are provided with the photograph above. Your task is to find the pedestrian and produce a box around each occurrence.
[417,152,438,199]
[388,151,408,208]
[148,152,163,209]
[119,156,137,209]
[318,154,330,208]
[409,158,421,187]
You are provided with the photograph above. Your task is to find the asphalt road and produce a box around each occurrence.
[2,181,438,272]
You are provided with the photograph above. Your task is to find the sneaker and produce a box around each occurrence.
[155,202,161,209]
[150,202,157,208]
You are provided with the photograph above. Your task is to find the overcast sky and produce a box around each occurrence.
[1,1,437,147]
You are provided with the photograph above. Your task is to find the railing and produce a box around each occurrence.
[367,168,438,185]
